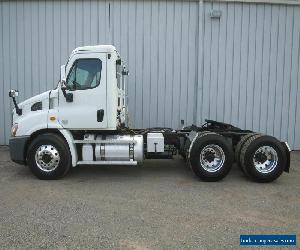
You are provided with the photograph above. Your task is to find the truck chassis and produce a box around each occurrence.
[62,119,290,183]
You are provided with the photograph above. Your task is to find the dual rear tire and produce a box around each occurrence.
[188,132,287,182]
[237,134,287,182]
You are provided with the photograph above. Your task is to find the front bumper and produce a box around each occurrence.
[9,136,30,165]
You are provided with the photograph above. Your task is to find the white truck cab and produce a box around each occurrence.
[12,45,125,136]
[9,45,291,182]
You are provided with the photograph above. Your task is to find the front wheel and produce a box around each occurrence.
[189,132,234,181]
[27,133,71,179]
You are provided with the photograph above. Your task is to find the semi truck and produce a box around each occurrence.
[8,45,291,182]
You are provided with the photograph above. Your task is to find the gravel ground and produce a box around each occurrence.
[0,146,299,250]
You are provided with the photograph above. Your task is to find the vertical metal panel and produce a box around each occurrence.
[38,1,46,94]
[0,2,4,144]
[172,1,182,127]
[293,7,300,148]
[223,3,235,124]
[156,1,167,127]
[259,4,272,133]
[127,0,137,127]
[142,0,151,128]
[164,1,175,128]
[266,5,279,136]
[149,0,159,126]
[134,1,144,128]
[187,2,199,126]
[2,1,11,145]
[238,3,250,129]
[273,6,287,138]
[252,4,264,132]
[215,2,227,123]
[289,7,300,148]
[0,0,299,149]
[181,0,192,125]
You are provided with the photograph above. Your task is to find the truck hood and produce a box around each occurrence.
[12,90,51,123]
[18,90,50,108]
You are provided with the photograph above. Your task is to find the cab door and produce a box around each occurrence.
[58,53,107,129]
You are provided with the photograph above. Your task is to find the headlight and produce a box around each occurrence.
[11,124,18,137]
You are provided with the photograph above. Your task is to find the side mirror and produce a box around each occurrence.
[60,80,73,103]
[60,65,66,81]
[9,89,19,98]
[61,80,67,90]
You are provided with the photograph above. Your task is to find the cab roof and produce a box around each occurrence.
[72,45,117,54]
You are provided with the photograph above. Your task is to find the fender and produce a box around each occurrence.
[187,131,199,160]
[58,129,78,167]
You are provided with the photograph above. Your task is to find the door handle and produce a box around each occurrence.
[97,109,104,122]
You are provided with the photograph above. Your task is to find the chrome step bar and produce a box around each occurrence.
[77,160,138,166]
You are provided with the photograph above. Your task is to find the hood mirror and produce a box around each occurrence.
[8,89,22,115]
[9,89,19,98]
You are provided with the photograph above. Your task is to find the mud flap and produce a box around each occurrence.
[282,142,291,173]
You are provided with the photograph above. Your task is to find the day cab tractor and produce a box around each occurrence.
[8,45,291,182]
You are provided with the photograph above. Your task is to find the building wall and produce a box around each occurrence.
[0,0,300,149]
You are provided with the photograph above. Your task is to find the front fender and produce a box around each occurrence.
[58,129,78,167]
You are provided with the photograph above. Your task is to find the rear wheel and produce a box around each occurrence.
[235,133,260,170]
[189,132,234,181]
[240,134,287,182]
[27,133,71,179]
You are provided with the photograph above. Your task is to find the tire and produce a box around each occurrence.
[240,134,287,182]
[189,132,234,181]
[27,133,71,179]
[187,131,218,166]
[235,133,260,170]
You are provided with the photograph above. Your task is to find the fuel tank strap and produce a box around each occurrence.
[74,139,137,144]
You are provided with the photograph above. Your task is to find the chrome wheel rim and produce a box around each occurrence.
[200,144,225,172]
[253,146,278,174]
[35,145,60,172]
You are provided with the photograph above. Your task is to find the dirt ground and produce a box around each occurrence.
[0,146,299,249]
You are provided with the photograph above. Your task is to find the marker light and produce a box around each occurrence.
[11,124,18,137]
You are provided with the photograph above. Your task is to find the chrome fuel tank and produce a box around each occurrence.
[95,135,144,162]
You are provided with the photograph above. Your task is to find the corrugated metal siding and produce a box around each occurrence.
[196,1,300,149]
[0,0,300,149]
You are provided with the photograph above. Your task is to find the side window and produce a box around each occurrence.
[66,58,102,90]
